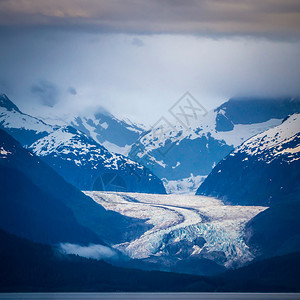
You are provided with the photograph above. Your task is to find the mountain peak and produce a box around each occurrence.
[0,94,21,113]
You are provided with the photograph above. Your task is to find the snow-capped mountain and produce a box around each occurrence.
[34,104,145,155]
[0,94,53,146]
[70,111,145,155]
[0,94,166,194]
[29,125,166,194]
[196,113,300,206]
[128,97,300,191]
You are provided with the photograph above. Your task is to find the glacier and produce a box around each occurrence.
[85,191,266,269]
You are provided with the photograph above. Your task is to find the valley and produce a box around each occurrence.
[1,94,299,290]
[1,1,300,292]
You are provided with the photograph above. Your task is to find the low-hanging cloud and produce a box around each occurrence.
[1,30,299,124]
[59,243,119,261]
[68,86,77,95]
[31,80,59,107]
[131,37,144,47]
[0,0,300,40]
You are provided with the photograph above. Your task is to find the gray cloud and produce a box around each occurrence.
[31,80,59,107]
[0,30,300,125]
[0,79,10,94]
[0,0,300,39]
[131,37,144,47]
[68,86,77,95]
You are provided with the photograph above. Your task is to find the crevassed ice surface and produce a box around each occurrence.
[85,191,266,268]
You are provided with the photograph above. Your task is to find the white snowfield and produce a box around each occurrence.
[85,191,266,268]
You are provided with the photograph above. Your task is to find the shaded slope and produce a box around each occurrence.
[218,251,300,292]
[244,190,300,259]
[197,114,300,206]
[0,129,148,244]
[0,165,102,245]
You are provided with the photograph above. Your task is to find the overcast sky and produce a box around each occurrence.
[0,0,300,124]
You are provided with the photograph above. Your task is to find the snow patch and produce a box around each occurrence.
[163,174,207,195]
[100,122,109,129]
[0,147,12,156]
[102,141,132,155]
[172,162,181,169]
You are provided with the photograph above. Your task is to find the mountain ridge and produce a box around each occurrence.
[128,97,300,190]
[196,113,300,206]
[0,94,166,194]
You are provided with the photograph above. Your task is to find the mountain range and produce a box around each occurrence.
[29,125,165,193]
[128,97,300,193]
[32,102,145,155]
[7,93,299,194]
[1,92,300,292]
[0,94,166,194]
